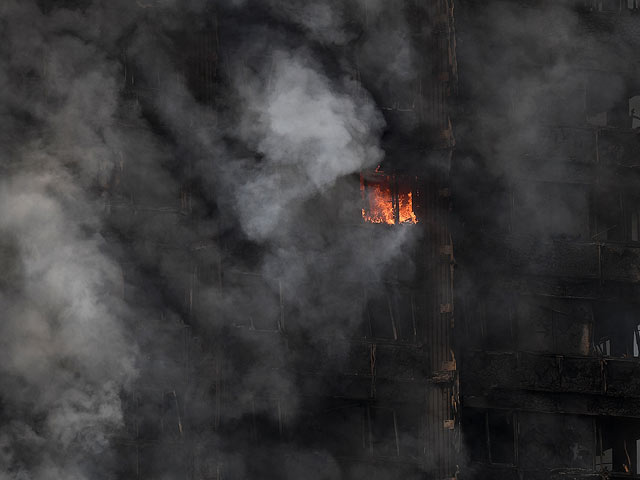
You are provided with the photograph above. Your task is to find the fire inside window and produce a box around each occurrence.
[360,171,417,225]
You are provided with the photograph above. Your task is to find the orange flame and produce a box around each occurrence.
[361,178,395,224]
[624,440,632,473]
[360,173,417,225]
[398,190,417,224]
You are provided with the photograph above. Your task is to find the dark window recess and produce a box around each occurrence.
[552,309,592,356]
[462,409,516,465]
[516,299,591,355]
[395,404,423,460]
[463,409,489,462]
[593,303,640,358]
[598,130,640,169]
[364,285,416,341]
[596,193,640,242]
[519,413,593,469]
[313,402,411,459]
[481,295,513,350]
[516,303,554,353]
[113,443,139,479]
[597,418,640,473]
[488,411,516,464]
[596,338,612,356]
[512,182,589,240]
[184,29,219,106]
[366,293,396,339]
[627,196,640,242]
[594,191,625,241]
[249,397,285,442]
[369,407,400,457]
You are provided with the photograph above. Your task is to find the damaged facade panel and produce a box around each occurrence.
[99,1,460,479]
[455,0,640,478]
[88,0,640,477]
[75,0,640,476]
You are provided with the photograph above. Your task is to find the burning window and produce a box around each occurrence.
[360,171,418,225]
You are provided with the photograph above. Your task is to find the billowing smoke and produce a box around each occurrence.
[0,2,140,478]
[453,0,640,282]
[231,49,384,239]
[453,0,640,472]
[0,0,428,478]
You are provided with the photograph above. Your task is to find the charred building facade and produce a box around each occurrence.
[4,0,640,479]
[455,1,640,479]
[102,2,459,479]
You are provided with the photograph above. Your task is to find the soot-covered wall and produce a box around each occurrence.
[0,1,457,479]
[454,1,640,479]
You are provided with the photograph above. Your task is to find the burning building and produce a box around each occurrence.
[101,1,458,479]
[2,0,640,479]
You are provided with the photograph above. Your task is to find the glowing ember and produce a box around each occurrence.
[398,187,417,224]
[361,177,395,224]
[360,173,418,225]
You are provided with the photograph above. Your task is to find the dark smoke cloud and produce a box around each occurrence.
[0,0,427,478]
[453,0,640,471]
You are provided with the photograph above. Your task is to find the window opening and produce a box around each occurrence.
[463,409,516,465]
[596,448,613,471]
[360,170,418,225]
[364,286,417,342]
[369,406,400,457]
[595,418,640,472]
[596,338,611,356]
[488,411,516,464]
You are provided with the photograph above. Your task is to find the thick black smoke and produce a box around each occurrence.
[0,0,429,478]
[453,0,640,473]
